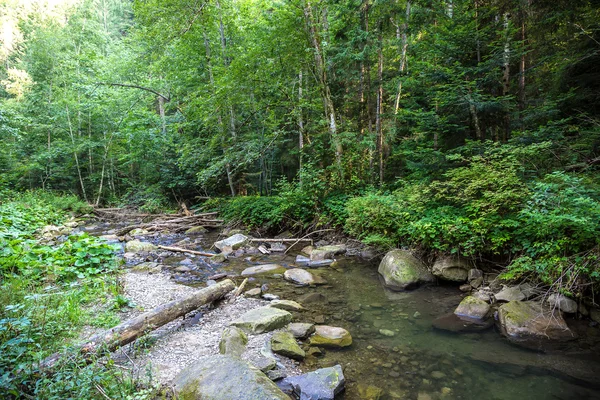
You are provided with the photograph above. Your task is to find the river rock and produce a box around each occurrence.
[185,226,207,234]
[270,242,287,252]
[210,253,227,263]
[495,285,526,302]
[215,234,249,252]
[173,355,288,400]
[279,365,345,400]
[498,301,576,349]
[132,262,161,273]
[284,268,327,286]
[268,299,304,312]
[454,296,491,320]
[378,250,434,291]
[253,356,277,372]
[357,384,384,400]
[379,329,395,337]
[296,255,311,266]
[230,307,292,334]
[590,308,600,323]
[468,269,483,281]
[125,239,157,252]
[431,256,471,282]
[288,322,316,339]
[241,264,286,276]
[310,244,347,261]
[547,293,578,314]
[219,326,248,357]
[298,292,327,304]
[129,228,149,235]
[245,288,262,297]
[309,325,352,348]
[271,331,306,360]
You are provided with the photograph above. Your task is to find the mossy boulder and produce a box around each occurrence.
[271,331,306,360]
[219,326,248,358]
[230,307,292,334]
[498,301,576,349]
[125,239,157,252]
[454,296,491,320]
[309,325,352,348]
[173,355,288,400]
[432,256,471,282]
[378,250,434,291]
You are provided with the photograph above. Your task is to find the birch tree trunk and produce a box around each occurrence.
[394,1,411,115]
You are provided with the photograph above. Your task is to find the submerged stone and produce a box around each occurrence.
[279,364,345,400]
[173,355,288,400]
[241,264,286,276]
[378,250,434,291]
[230,307,292,334]
[432,313,493,333]
[309,325,352,348]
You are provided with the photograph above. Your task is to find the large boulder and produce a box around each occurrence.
[498,301,576,349]
[309,325,352,348]
[454,296,491,320]
[310,245,347,261]
[215,234,249,252]
[432,256,471,282]
[279,365,345,400]
[271,331,306,360]
[173,355,288,400]
[284,268,327,286]
[125,239,157,252]
[547,293,578,314]
[378,250,434,291]
[241,264,286,276]
[219,326,248,357]
[230,307,292,334]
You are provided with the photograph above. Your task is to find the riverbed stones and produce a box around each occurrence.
[284,268,327,286]
[378,250,434,291]
[547,293,578,314]
[271,331,306,360]
[310,244,347,261]
[309,325,352,348]
[498,301,576,349]
[230,307,292,334]
[279,364,345,400]
[241,264,286,276]
[214,234,249,252]
[454,296,491,320]
[288,322,316,339]
[173,355,288,400]
[125,239,157,252]
[298,292,327,304]
[268,299,304,312]
[219,326,248,358]
[357,384,384,400]
[431,256,471,282]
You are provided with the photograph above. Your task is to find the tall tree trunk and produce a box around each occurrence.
[298,70,304,184]
[502,13,511,142]
[394,1,410,115]
[66,105,88,203]
[376,21,384,185]
[304,2,343,171]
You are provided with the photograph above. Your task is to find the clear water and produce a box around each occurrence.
[86,224,600,400]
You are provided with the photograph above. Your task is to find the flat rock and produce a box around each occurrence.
[378,250,434,290]
[244,288,262,297]
[125,239,157,252]
[495,286,526,302]
[219,326,248,358]
[431,256,471,282]
[215,234,249,252]
[279,365,345,400]
[253,356,277,372]
[284,268,327,286]
[454,296,491,320]
[241,264,286,276]
[310,245,346,261]
[547,293,578,314]
[269,299,304,312]
[288,322,316,339]
[498,301,577,349]
[230,307,292,334]
[271,331,306,360]
[309,325,352,348]
[173,355,288,400]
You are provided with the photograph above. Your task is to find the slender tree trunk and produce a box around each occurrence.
[502,13,511,142]
[298,70,304,184]
[375,21,384,185]
[394,1,410,114]
[304,2,343,171]
[66,105,88,203]
[475,0,481,64]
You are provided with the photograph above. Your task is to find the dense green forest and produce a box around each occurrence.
[2,1,600,291]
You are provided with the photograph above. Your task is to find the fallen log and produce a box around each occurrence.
[156,244,215,257]
[249,238,313,243]
[40,279,235,370]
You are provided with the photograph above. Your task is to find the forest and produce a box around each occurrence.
[1,0,600,398]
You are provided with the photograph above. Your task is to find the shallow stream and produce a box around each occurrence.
[87,223,600,400]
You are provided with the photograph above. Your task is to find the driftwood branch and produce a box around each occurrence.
[40,279,235,371]
[156,245,215,257]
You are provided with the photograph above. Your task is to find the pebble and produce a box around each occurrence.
[379,329,395,337]
[388,371,400,378]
